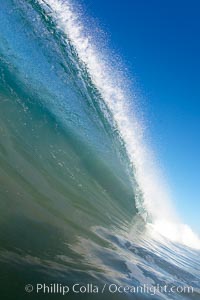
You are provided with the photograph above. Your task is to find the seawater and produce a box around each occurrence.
[0,1,200,299]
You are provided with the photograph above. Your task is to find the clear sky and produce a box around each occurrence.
[82,0,200,232]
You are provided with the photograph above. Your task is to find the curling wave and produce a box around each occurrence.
[0,1,200,299]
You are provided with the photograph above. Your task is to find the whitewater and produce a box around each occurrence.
[0,0,200,299]
[37,0,200,250]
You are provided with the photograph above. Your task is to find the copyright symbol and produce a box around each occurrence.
[25,284,34,293]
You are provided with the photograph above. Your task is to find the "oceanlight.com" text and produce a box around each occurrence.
[25,283,194,296]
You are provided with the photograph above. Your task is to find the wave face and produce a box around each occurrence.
[0,1,200,299]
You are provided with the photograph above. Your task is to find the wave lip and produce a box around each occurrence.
[35,0,200,251]
[37,0,174,220]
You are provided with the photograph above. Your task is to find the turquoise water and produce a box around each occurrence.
[0,1,200,299]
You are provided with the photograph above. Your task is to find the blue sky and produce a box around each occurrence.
[83,0,200,232]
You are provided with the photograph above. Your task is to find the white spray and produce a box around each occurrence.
[38,0,200,249]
